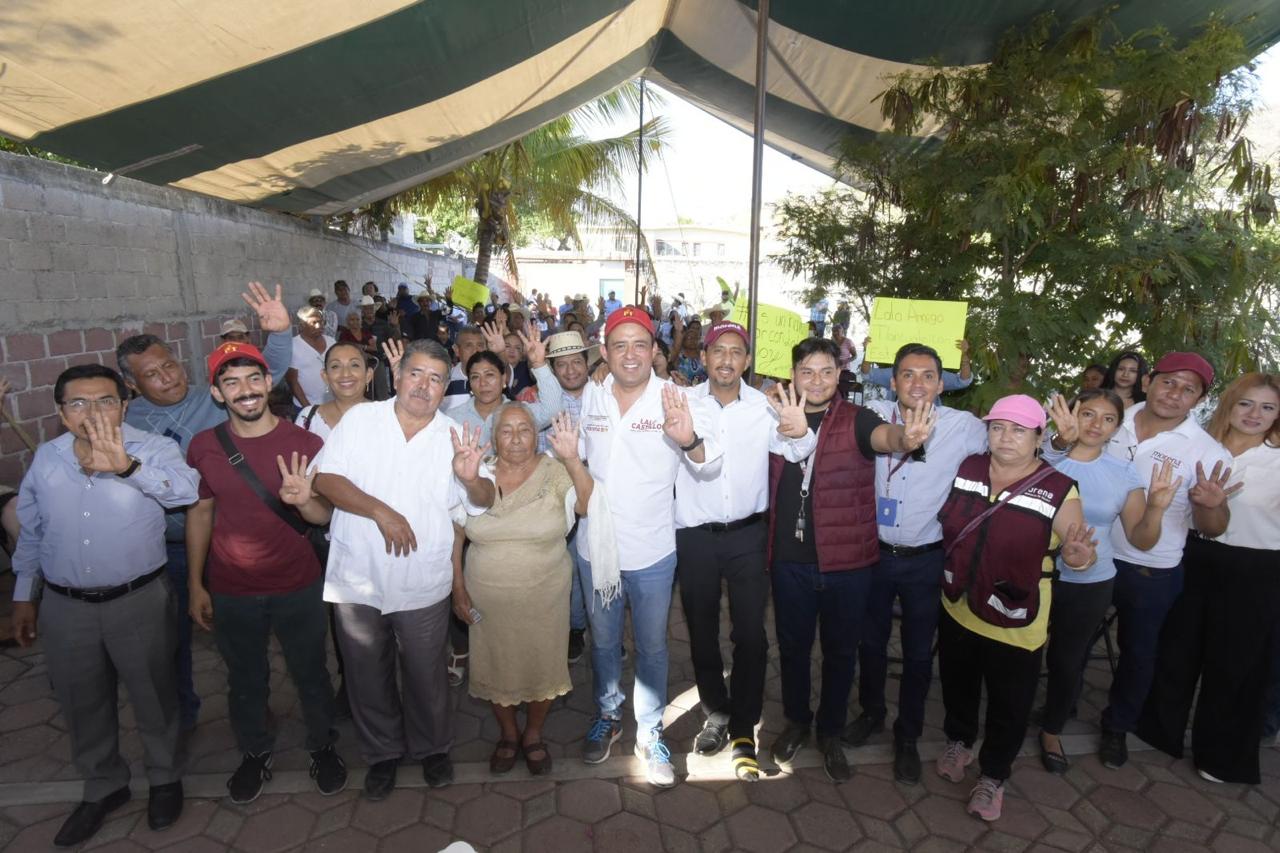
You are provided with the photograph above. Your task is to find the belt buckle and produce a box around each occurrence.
[80,588,109,603]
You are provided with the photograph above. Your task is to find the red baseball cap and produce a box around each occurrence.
[1152,351,1213,392]
[207,341,268,382]
[703,321,750,351]
[603,305,655,339]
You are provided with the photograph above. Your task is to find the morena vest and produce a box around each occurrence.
[768,398,879,572]
[938,453,1076,628]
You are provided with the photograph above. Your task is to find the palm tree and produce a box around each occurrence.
[370,81,668,290]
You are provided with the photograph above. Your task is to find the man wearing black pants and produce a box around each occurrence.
[674,323,814,780]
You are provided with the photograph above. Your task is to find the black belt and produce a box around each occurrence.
[878,540,943,558]
[44,566,165,604]
[698,512,765,533]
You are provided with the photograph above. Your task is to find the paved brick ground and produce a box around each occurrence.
[1,587,1277,852]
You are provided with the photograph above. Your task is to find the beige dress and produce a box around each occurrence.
[465,456,575,705]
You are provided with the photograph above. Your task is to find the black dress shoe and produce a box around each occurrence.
[841,712,885,748]
[1098,729,1128,770]
[421,753,454,788]
[363,758,399,801]
[694,717,730,756]
[147,781,184,831]
[54,787,131,847]
[893,739,921,785]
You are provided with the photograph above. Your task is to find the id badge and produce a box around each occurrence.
[876,496,899,527]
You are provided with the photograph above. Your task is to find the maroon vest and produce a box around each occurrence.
[938,454,1076,628]
[768,399,879,572]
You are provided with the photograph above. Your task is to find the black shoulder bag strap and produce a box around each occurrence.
[213,423,310,538]
[943,464,1059,559]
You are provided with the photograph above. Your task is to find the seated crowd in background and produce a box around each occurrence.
[4,276,1278,849]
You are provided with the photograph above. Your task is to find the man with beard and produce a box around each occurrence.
[767,338,936,782]
[1094,352,1235,769]
[575,307,722,788]
[674,322,815,781]
[185,342,348,804]
[11,364,198,847]
[119,281,293,730]
[313,340,495,800]
[844,343,988,784]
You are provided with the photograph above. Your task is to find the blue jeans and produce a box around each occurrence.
[857,548,943,741]
[771,561,874,738]
[577,552,677,742]
[1102,559,1184,734]
[165,541,200,726]
[569,532,588,632]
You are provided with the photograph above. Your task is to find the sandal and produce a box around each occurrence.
[731,737,760,782]
[1039,731,1069,775]
[523,740,553,776]
[490,739,520,775]
[447,652,468,687]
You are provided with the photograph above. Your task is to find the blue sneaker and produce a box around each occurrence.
[635,738,676,787]
[582,717,622,765]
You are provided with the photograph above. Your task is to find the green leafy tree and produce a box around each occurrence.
[775,13,1279,403]
[349,82,667,289]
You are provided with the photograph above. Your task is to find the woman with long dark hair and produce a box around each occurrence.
[1101,351,1148,409]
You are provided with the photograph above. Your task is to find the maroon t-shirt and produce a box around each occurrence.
[187,420,324,596]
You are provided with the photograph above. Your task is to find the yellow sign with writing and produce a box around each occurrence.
[866,297,968,369]
[729,301,810,379]
[450,276,491,311]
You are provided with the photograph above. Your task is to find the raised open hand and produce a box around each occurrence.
[276,452,316,507]
[241,281,291,333]
[450,422,490,483]
[1145,458,1183,511]
[78,409,131,474]
[661,384,696,447]
[1047,393,1080,446]
[901,401,937,451]
[381,338,404,373]
[519,328,547,368]
[548,412,580,461]
[769,382,809,438]
[480,321,506,354]
[1061,523,1098,570]
[1188,460,1242,509]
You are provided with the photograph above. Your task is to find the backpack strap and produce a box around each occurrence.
[302,405,319,430]
[213,423,310,538]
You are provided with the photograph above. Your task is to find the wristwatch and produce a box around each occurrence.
[679,434,704,453]
[117,455,142,478]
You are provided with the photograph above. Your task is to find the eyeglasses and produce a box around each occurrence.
[60,397,123,412]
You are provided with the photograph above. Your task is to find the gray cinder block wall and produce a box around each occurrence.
[0,151,464,484]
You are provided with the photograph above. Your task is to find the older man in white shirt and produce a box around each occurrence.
[674,322,815,782]
[576,306,722,788]
[314,340,494,801]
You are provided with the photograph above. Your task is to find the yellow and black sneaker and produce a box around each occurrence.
[731,737,760,782]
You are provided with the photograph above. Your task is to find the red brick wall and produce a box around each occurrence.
[0,318,267,487]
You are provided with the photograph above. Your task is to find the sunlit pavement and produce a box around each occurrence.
[1,584,1278,852]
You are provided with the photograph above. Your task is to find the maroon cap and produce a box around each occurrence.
[207,341,268,382]
[703,321,750,351]
[1152,351,1213,391]
[603,305,655,338]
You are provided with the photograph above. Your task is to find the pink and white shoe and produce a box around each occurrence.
[935,740,974,783]
[966,776,1004,821]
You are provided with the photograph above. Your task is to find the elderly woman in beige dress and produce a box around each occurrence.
[452,404,591,776]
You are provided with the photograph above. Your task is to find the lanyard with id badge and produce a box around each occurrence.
[877,408,913,527]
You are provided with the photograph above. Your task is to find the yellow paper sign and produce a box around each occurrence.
[729,301,809,379]
[866,298,968,369]
[451,276,491,311]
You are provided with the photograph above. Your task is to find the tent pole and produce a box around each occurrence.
[746,0,769,381]
[634,77,646,304]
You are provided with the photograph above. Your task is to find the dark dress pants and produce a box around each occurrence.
[1101,559,1184,734]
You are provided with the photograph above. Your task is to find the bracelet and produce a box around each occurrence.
[116,456,142,478]
[679,434,704,453]
[1062,554,1093,571]
[1050,433,1075,451]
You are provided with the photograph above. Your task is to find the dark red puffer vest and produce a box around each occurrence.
[767,398,879,572]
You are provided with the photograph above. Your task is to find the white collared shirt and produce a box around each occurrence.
[866,400,988,546]
[317,399,486,613]
[576,374,723,570]
[1214,442,1280,551]
[1107,402,1232,568]
[674,381,816,528]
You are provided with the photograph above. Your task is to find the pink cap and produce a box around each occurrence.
[983,394,1047,430]
[1152,351,1213,392]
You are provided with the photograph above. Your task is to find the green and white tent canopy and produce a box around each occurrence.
[3,0,1277,216]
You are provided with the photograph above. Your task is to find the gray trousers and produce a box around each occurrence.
[40,576,181,801]
[333,598,452,763]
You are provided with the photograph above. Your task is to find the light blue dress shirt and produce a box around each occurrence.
[12,424,200,600]
[867,400,988,546]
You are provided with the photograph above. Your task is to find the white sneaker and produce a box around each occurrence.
[1197,768,1224,784]
[636,739,676,788]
